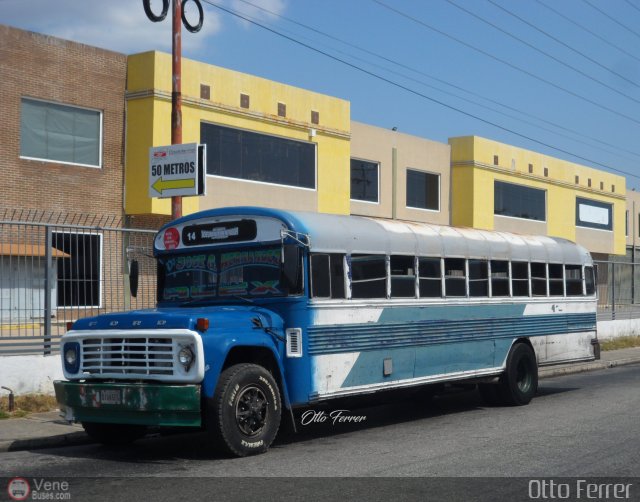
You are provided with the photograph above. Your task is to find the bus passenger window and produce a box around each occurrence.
[511,262,529,297]
[585,266,596,296]
[565,265,583,296]
[390,256,416,298]
[549,264,564,296]
[311,254,330,298]
[419,258,441,298]
[469,260,488,297]
[351,254,387,299]
[490,260,509,297]
[444,258,466,297]
[531,262,547,296]
[311,254,345,299]
[330,254,346,299]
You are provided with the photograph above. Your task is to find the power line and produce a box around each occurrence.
[231,0,640,161]
[486,0,640,89]
[535,0,640,65]
[582,0,640,41]
[624,0,640,14]
[200,0,640,180]
[445,0,640,104]
[372,0,640,127]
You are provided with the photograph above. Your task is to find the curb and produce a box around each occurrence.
[0,431,91,453]
[539,356,640,379]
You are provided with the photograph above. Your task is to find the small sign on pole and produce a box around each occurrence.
[149,143,206,199]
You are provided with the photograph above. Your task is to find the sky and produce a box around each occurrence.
[3,0,640,189]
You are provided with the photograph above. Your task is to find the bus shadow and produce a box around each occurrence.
[40,384,578,464]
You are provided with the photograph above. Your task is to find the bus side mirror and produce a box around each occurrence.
[129,260,139,298]
[282,245,302,294]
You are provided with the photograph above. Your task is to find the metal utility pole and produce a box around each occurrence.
[171,0,183,219]
[143,0,203,220]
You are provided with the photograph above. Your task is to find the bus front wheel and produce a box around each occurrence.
[209,363,282,457]
[499,342,538,406]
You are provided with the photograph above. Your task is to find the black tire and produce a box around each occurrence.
[209,363,281,457]
[82,422,147,446]
[478,383,502,406]
[499,342,538,406]
[182,0,204,33]
[142,0,169,22]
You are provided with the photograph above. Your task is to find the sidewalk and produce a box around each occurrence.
[1,347,639,453]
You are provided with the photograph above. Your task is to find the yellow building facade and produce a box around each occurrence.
[450,136,626,256]
[125,51,351,217]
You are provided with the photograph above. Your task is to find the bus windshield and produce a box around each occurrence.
[157,245,288,303]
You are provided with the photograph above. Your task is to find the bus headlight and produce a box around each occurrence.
[63,342,80,374]
[178,346,195,369]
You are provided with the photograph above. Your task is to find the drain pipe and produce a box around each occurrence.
[1,386,15,412]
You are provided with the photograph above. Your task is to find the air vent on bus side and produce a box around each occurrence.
[286,328,303,358]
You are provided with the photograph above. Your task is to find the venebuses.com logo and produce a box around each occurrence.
[6,477,71,500]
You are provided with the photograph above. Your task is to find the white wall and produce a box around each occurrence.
[597,319,640,341]
[0,354,63,395]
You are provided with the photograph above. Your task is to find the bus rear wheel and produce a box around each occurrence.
[499,342,538,406]
[209,363,281,457]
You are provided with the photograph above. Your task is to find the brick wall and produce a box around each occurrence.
[0,25,127,220]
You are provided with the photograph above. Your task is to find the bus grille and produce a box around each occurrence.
[81,337,175,377]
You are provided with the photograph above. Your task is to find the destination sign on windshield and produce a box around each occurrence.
[182,220,257,246]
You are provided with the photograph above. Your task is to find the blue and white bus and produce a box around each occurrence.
[55,207,599,456]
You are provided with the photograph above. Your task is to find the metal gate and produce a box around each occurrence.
[0,212,157,355]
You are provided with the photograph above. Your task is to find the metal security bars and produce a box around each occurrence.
[594,259,640,321]
[0,215,157,355]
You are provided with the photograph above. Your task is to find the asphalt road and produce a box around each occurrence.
[1,365,639,501]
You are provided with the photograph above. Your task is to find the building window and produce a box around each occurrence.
[350,159,379,203]
[201,122,316,189]
[494,181,546,221]
[493,155,499,165]
[277,102,286,117]
[544,167,549,177]
[20,98,102,167]
[575,175,579,184]
[406,169,439,211]
[626,210,629,237]
[52,232,102,308]
[575,197,612,231]
[528,163,533,174]
[311,110,319,125]
[200,84,210,100]
[240,93,250,108]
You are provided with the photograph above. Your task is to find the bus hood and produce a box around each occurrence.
[69,306,284,332]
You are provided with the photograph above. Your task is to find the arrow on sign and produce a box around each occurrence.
[151,177,196,194]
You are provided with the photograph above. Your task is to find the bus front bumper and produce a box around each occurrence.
[53,381,202,427]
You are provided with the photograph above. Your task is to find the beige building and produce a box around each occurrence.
[349,121,451,224]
